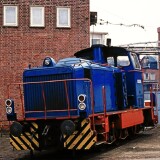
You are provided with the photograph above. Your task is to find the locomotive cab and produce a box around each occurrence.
[74,44,141,71]
[75,44,143,108]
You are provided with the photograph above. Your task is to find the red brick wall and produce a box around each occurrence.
[0,0,90,120]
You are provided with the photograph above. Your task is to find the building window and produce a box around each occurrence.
[144,73,149,80]
[56,7,71,28]
[150,73,155,80]
[30,6,45,27]
[3,6,18,26]
[92,39,101,45]
[90,33,108,46]
[143,84,152,91]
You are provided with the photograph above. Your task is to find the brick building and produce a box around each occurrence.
[141,55,159,91]
[0,0,90,120]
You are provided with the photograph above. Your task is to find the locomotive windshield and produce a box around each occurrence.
[107,56,130,67]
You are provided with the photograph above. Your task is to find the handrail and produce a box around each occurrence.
[90,81,95,131]
[102,86,107,140]
[41,83,47,120]
[7,78,92,86]
[18,84,25,119]
[102,86,107,117]
[64,81,71,118]
[150,86,158,123]
[150,87,153,107]
[7,78,94,120]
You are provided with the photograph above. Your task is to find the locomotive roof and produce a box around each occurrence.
[74,44,128,58]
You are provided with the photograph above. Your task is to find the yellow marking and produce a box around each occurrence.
[85,136,96,149]
[25,132,39,148]
[28,135,39,148]
[28,122,39,148]
[9,122,39,151]
[65,131,78,144]
[30,122,38,133]
[68,123,90,149]
[15,137,27,150]
[65,134,75,147]
[32,122,38,129]
[10,139,21,150]
[21,134,34,150]
[21,144,30,150]
[76,132,92,150]
[81,119,89,127]
[65,119,88,146]
[13,137,28,150]
[10,132,39,151]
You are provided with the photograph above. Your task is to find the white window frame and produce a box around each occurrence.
[91,38,101,45]
[144,73,149,80]
[56,7,71,28]
[150,73,155,80]
[30,6,45,27]
[3,6,18,26]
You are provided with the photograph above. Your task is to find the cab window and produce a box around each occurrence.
[130,52,141,69]
[117,56,130,67]
[107,56,130,67]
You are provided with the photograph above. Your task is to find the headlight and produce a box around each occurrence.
[78,94,86,102]
[43,57,56,67]
[44,57,51,66]
[5,99,12,107]
[78,103,86,110]
[6,106,12,114]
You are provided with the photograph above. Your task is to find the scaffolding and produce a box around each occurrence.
[119,41,160,55]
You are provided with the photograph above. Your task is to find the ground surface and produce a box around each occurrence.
[1,125,160,160]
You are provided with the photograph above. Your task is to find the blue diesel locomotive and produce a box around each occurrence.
[6,44,157,152]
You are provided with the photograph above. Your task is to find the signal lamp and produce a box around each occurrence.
[5,99,16,121]
[5,99,12,107]
[6,106,12,114]
[78,94,86,102]
[78,103,86,110]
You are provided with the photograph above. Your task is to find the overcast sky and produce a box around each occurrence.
[90,0,160,46]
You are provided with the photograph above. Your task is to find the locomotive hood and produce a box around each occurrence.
[23,56,121,82]
[23,57,91,83]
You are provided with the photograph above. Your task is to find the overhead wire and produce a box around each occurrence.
[96,19,145,30]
